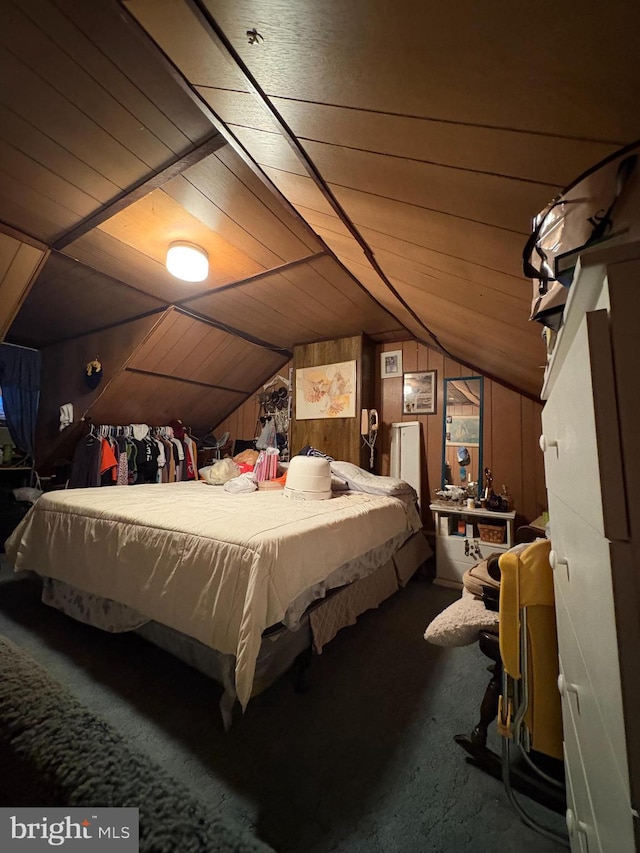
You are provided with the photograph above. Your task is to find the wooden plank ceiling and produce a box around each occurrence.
[1,0,639,429]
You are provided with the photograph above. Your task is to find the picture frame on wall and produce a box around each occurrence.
[381,350,403,379]
[403,370,437,414]
[295,360,357,419]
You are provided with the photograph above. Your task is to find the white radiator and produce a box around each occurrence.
[390,421,421,506]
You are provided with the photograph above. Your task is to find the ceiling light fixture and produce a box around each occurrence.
[166,241,209,282]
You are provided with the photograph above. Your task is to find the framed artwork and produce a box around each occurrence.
[403,370,437,414]
[295,360,356,419]
[381,350,402,379]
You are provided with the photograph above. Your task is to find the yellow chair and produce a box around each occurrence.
[498,538,568,845]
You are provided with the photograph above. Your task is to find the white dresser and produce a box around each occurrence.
[539,241,640,852]
[429,502,515,588]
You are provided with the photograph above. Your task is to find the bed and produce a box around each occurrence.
[4,464,429,720]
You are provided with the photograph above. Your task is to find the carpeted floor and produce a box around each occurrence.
[0,556,566,852]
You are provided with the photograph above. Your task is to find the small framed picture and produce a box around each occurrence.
[381,350,403,379]
[403,370,437,414]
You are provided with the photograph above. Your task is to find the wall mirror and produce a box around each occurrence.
[441,376,483,495]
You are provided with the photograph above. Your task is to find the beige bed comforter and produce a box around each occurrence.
[5,481,421,708]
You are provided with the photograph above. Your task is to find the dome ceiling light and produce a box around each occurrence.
[166,241,209,282]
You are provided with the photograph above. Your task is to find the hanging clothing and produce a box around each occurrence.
[100,438,118,485]
[69,434,101,489]
[116,436,129,486]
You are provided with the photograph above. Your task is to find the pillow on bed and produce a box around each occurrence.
[424,589,499,647]
[329,460,415,496]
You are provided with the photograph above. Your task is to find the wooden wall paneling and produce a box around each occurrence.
[213,147,323,253]
[402,340,418,373]
[168,154,317,264]
[520,396,547,523]
[293,205,354,243]
[0,138,100,221]
[274,98,618,188]
[164,176,291,271]
[374,341,541,527]
[214,1,640,141]
[291,335,374,465]
[34,0,213,146]
[186,283,316,347]
[0,48,149,191]
[486,380,524,522]
[306,141,556,235]
[370,242,531,319]
[184,335,285,394]
[390,275,537,355]
[481,377,493,503]
[0,234,48,342]
[305,256,399,336]
[88,370,246,428]
[8,253,166,348]
[197,88,279,134]
[2,3,177,169]
[0,104,120,206]
[124,0,248,93]
[360,224,529,297]
[225,125,307,177]
[215,360,293,448]
[186,257,400,348]
[63,228,227,305]
[260,168,338,219]
[98,190,264,289]
[423,347,445,514]
[333,185,527,279]
[327,251,425,340]
[210,333,543,530]
[0,168,83,243]
[443,357,463,381]
[35,312,163,470]
[127,310,212,376]
[128,308,286,391]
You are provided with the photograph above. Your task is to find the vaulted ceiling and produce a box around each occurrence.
[1,0,639,423]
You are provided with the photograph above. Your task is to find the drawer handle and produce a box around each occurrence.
[558,674,579,698]
[539,434,558,452]
[549,550,568,572]
[566,808,588,837]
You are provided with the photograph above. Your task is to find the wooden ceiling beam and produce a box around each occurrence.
[52,132,227,251]
[124,366,244,394]
[176,250,327,303]
[175,306,292,357]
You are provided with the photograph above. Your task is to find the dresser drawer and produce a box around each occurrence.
[561,702,600,853]
[556,611,634,852]
[541,310,627,541]
[547,495,626,728]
